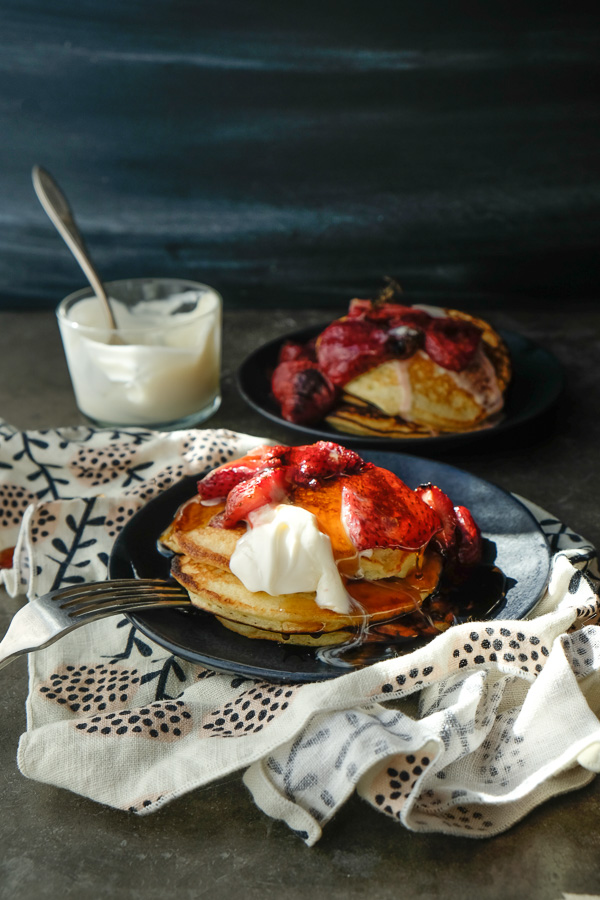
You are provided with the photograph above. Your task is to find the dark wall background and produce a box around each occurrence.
[1,0,599,310]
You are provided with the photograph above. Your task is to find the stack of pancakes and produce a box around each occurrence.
[161,492,442,647]
[325,308,511,438]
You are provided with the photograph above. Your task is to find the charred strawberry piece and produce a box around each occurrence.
[415,484,458,553]
[197,445,287,500]
[197,465,256,501]
[341,467,441,551]
[212,467,289,528]
[278,339,317,363]
[388,309,431,330]
[271,360,337,425]
[454,506,483,565]
[388,325,424,359]
[284,440,367,484]
[316,318,390,385]
[347,298,431,329]
[347,297,375,317]
[424,317,481,372]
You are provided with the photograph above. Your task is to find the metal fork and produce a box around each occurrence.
[0,579,191,671]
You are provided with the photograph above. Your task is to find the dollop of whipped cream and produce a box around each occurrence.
[229,504,351,615]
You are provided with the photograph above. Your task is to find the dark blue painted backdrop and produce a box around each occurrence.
[1,1,599,309]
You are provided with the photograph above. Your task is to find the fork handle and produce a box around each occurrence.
[0,594,190,671]
[0,602,70,671]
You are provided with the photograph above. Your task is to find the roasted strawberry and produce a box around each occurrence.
[347,298,375,317]
[284,440,367,484]
[271,360,337,425]
[414,484,458,553]
[278,339,316,363]
[197,445,287,500]
[454,505,483,565]
[341,467,441,551]
[388,309,431,331]
[424,317,481,372]
[316,318,390,385]
[348,297,431,329]
[212,467,289,528]
[388,324,424,359]
[197,465,255,501]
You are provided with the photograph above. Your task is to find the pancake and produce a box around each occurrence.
[160,441,484,650]
[170,546,442,646]
[213,619,354,647]
[161,488,443,646]
[163,491,423,582]
[161,496,243,569]
[326,307,510,438]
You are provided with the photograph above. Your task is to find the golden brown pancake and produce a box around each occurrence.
[161,496,243,569]
[161,493,442,646]
[324,307,511,438]
[163,491,422,581]
[213,619,354,646]
[170,551,442,646]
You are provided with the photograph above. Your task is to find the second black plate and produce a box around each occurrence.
[236,325,564,450]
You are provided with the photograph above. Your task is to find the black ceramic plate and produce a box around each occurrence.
[108,451,551,684]
[236,324,564,450]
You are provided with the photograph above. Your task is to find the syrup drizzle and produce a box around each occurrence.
[317,561,506,668]
[164,464,505,670]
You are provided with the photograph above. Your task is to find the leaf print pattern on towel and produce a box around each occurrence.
[0,485,37,530]
[5,420,600,845]
[74,699,194,741]
[11,432,70,501]
[126,791,167,813]
[39,663,143,714]
[38,498,109,590]
[370,752,435,819]
[69,443,144,488]
[262,707,436,829]
[202,683,301,736]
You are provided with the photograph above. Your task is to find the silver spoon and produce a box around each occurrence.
[32,165,121,337]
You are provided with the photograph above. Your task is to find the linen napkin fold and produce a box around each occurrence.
[1,419,599,846]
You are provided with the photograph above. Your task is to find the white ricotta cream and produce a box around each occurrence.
[229,504,352,615]
[446,345,504,415]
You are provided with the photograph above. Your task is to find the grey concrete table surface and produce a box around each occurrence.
[0,304,599,900]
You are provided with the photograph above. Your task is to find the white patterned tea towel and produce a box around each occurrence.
[0,419,599,846]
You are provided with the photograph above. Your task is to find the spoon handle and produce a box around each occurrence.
[32,166,118,331]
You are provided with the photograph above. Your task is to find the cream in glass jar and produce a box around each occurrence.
[57,278,222,429]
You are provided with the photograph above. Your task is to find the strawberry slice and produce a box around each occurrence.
[278,339,317,363]
[212,467,289,528]
[285,440,367,484]
[348,297,431,328]
[348,297,383,317]
[199,441,368,506]
[347,297,429,325]
[414,484,458,553]
[454,506,483,565]
[316,318,390,386]
[197,445,287,500]
[341,467,441,551]
[271,359,337,425]
[424,317,481,372]
[388,309,431,330]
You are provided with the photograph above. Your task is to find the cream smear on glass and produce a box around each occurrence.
[58,283,221,427]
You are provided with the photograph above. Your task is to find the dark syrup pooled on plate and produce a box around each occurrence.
[317,559,506,669]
